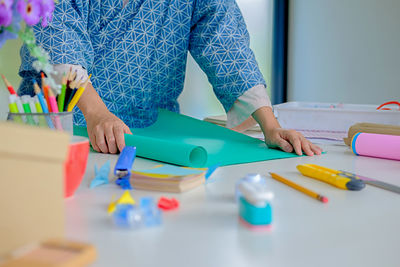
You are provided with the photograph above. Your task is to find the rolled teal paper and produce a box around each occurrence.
[124,134,208,167]
[74,110,300,167]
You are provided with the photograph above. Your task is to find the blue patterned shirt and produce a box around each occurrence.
[19,0,265,128]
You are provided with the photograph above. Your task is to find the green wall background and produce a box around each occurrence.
[0,39,22,120]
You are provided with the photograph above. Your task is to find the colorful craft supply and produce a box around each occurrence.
[114,146,136,189]
[236,174,273,230]
[157,197,179,211]
[108,192,161,229]
[33,79,54,129]
[269,172,329,203]
[41,72,51,110]
[1,73,16,94]
[339,170,400,195]
[108,190,136,214]
[47,88,63,130]
[58,74,67,112]
[90,161,110,188]
[351,132,400,161]
[296,164,365,191]
[8,95,23,123]
[20,95,35,125]
[67,74,91,112]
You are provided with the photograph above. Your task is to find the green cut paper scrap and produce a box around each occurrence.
[73,109,300,167]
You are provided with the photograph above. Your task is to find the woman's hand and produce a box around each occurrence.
[85,110,132,154]
[263,127,322,156]
[252,106,322,156]
[76,83,132,154]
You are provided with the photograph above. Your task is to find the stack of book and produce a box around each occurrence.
[130,165,207,193]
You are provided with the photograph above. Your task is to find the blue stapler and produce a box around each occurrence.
[114,146,136,189]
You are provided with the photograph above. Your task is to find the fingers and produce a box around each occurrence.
[274,138,293,153]
[88,130,100,152]
[311,143,323,155]
[94,125,109,153]
[285,131,303,156]
[124,126,132,135]
[300,137,314,156]
[105,126,118,154]
[275,129,322,156]
[114,125,128,153]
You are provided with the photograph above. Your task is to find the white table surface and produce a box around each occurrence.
[65,144,400,267]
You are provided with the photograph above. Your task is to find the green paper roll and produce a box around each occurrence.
[124,134,207,167]
[74,110,300,167]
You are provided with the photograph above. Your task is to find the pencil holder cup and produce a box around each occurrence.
[8,112,73,134]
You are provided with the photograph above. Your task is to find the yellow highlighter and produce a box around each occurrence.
[296,164,365,191]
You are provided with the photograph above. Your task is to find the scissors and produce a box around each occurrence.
[296,164,365,191]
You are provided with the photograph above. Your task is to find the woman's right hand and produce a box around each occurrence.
[76,82,132,154]
[85,109,132,154]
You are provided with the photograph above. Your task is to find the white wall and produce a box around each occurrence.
[288,0,400,104]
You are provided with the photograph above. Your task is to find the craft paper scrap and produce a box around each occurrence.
[90,160,110,188]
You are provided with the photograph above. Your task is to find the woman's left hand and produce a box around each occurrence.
[263,128,322,156]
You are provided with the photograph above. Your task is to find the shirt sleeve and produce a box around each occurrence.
[189,0,266,113]
[226,84,271,128]
[51,64,89,85]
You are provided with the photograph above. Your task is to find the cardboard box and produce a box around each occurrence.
[0,122,70,257]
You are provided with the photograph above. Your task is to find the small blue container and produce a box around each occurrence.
[236,174,274,229]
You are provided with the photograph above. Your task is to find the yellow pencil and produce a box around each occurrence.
[67,74,91,112]
[269,172,328,203]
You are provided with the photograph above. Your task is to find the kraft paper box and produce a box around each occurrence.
[0,122,70,257]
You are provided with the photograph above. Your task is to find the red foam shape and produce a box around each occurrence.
[64,137,89,198]
[157,197,179,211]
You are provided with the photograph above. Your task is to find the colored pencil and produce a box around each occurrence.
[20,96,36,125]
[41,73,51,111]
[8,95,23,123]
[1,74,17,94]
[33,80,54,128]
[67,74,91,112]
[65,78,78,110]
[33,96,48,127]
[269,172,329,203]
[63,70,77,111]
[58,74,67,112]
[48,88,63,130]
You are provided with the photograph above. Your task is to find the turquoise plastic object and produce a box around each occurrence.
[239,197,272,226]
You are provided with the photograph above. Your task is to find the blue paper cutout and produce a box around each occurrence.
[90,160,110,188]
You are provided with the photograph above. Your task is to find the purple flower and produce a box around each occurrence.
[17,0,41,26]
[39,0,54,27]
[1,0,13,9]
[0,0,13,27]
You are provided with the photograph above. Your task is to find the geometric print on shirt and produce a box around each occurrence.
[19,0,265,128]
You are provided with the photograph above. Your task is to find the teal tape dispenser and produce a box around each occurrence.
[235,174,274,231]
